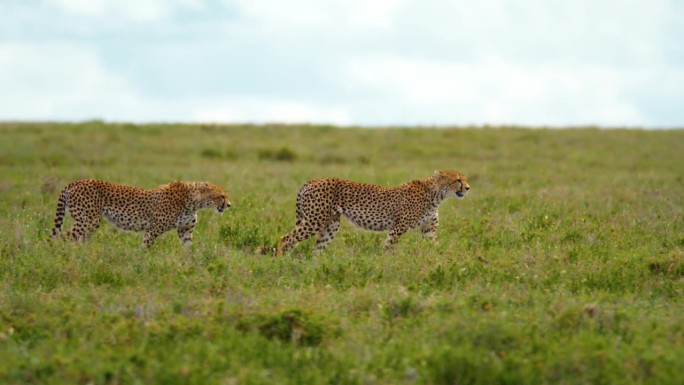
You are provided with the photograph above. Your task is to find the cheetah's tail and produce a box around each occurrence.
[50,186,69,238]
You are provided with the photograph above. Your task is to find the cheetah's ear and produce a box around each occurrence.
[434,170,443,181]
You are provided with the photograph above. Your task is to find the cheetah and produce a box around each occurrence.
[276,170,470,255]
[50,179,231,248]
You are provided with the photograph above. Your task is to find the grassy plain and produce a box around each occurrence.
[0,122,682,384]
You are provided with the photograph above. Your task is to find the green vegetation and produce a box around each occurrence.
[0,122,682,384]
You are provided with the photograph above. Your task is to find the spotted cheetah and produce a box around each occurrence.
[276,170,470,255]
[50,179,231,248]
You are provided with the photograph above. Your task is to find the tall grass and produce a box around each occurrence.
[0,123,682,384]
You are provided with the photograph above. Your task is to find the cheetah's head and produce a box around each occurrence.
[435,170,470,199]
[193,182,231,213]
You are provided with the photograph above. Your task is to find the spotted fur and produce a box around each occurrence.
[276,170,470,255]
[50,179,231,248]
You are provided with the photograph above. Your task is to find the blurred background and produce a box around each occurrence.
[0,0,682,127]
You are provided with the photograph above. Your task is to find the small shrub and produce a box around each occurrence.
[425,265,454,290]
[317,154,347,165]
[41,176,61,195]
[258,147,297,162]
[383,296,422,321]
[239,309,332,346]
[315,261,349,288]
[201,148,239,160]
[200,148,222,159]
[219,223,269,250]
[647,252,684,278]
[561,229,583,244]
[87,266,126,288]
[357,156,371,165]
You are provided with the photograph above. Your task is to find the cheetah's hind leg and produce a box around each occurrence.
[382,226,409,251]
[50,187,69,240]
[65,206,101,242]
[276,219,317,256]
[142,229,164,248]
[314,213,341,254]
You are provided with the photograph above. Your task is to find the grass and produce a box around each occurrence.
[0,122,682,384]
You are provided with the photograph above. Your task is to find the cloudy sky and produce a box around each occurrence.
[1,0,682,127]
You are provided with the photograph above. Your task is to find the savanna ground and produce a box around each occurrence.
[0,122,682,385]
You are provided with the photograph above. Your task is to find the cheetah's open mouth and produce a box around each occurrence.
[456,191,466,198]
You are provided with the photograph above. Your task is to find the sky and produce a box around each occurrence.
[0,0,682,127]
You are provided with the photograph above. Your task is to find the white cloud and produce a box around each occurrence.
[0,42,352,125]
[231,0,402,29]
[344,55,647,126]
[193,99,351,125]
[0,43,142,119]
[0,0,681,126]
[346,0,403,29]
[43,0,199,21]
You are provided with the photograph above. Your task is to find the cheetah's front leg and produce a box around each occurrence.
[177,216,197,249]
[420,216,439,245]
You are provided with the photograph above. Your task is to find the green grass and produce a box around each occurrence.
[0,122,682,384]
